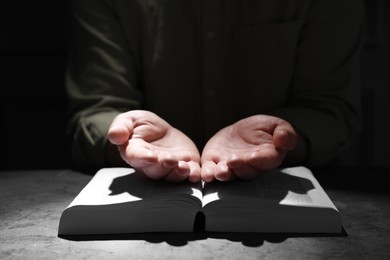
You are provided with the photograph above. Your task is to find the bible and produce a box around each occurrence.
[58,166,342,235]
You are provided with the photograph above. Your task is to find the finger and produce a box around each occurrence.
[164,161,190,182]
[226,154,245,170]
[201,161,217,182]
[142,163,171,180]
[117,142,131,165]
[125,139,158,168]
[214,161,233,182]
[108,114,134,145]
[160,153,179,169]
[187,161,201,183]
[226,154,259,180]
[232,164,259,180]
[248,147,283,171]
[273,125,297,151]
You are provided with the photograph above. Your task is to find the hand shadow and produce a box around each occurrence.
[204,169,316,201]
[107,169,199,199]
[200,169,347,246]
[60,168,346,246]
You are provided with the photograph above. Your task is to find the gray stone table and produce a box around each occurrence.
[1,167,389,259]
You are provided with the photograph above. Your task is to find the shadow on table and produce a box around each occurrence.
[59,231,347,247]
[59,169,348,247]
[59,213,347,247]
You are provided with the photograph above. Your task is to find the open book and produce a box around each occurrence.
[58,167,342,235]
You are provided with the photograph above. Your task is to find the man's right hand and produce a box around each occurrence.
[108,110,201,183]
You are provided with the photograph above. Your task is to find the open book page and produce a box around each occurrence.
[202,166,337,210]
[280,167,338,209]
[201,166,342,233]
[59,168,203,234]
[67,167,203,208]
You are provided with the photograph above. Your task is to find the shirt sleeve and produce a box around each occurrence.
[269,0,366,166]
[65,0,142,171]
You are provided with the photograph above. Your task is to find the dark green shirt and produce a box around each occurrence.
[66,0,365,171]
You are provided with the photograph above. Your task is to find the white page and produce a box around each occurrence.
[202,166,338,211]
[67,167,203,208]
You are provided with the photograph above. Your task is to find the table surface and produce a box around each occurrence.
[1,167,389,259]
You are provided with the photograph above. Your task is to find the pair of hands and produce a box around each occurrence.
[108,110,298,183]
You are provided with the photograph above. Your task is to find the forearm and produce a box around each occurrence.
[269,0,364,166]
[268,103,361,166]
[68,110,121,172]
[66,0,142,171]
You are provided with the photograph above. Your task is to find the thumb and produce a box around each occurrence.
[107,115,134,145]
[273,125,297,151]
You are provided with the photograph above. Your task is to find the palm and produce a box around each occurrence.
[201,115,297,182]
[108,110,201,182]
[203,127,277,162]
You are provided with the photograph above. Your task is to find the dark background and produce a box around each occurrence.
[0,0,389,171]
